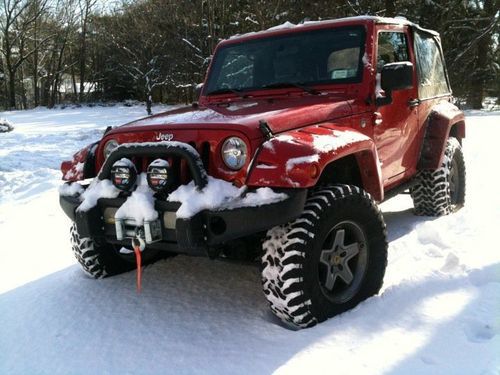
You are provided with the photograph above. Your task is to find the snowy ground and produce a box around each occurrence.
[0,106,499,375]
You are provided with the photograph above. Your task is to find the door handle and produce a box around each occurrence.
[408,98,420,107]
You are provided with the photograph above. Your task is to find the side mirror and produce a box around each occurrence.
[376,62,413,106]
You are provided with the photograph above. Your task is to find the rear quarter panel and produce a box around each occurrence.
[418,100,465,170]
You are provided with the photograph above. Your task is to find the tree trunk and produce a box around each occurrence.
[146,93,152,115]
[79,37,86,103]
[8,71,16,109]
[33,63,39,107]
[467,0,495,109]
[20,68,28,109]
[50,73,60,108]
[71,63,78,102]
[52,34,68,107]
[79,3,90,103]
[42,49,57,107]
[40,78,48,107]
[3,79,9,109]
[5,45,16,109]
[33,3,39,108]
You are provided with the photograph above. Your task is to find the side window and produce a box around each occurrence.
[414,32,449,98]
[377,32,409,72]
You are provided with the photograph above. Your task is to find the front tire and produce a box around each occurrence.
[70,223,137,278]
[261,185,388,328]
[410,137,466,216]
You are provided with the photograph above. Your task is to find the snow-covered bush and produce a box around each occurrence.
[0,118,14,133]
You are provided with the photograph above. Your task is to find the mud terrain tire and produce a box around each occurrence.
[70,223,137,278]
[261,185,388,328]
[411,137,466,216]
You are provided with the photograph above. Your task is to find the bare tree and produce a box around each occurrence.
[101,1,175,114]
[0,0,49,108]
[0,0,498,110]
[77,0,97,102]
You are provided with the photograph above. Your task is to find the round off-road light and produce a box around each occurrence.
[110,158,137,191]
[103,139,119,159]
[222,137,247,170]
[147,159,171,192]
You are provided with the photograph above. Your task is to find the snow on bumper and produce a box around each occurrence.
[59,183,306,254]
[59,141,306,254]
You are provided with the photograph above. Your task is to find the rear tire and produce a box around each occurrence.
[261,185,388,328]
[411,137,466,216]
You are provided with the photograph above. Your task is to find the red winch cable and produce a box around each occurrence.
[132,242,143,293]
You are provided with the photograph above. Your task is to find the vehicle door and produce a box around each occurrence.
[374,26,419,187]
[413,29,453,159]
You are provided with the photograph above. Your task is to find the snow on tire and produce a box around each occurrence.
[411,137,466,216]
[70,223,135,278]
[261,185,388,329]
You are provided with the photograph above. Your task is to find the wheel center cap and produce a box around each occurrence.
[332,254,342,265]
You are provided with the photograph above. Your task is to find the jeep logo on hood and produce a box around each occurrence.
[155,132,174,141]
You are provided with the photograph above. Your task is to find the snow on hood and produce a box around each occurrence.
[313,130,370,153]
[108,99,353,136]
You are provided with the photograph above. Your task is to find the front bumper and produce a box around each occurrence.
[60,188,307,256]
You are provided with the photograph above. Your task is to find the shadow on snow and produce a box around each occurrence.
[1,205,497,374]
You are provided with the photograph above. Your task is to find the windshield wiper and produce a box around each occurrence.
[206,88,249,98]
[262,82,321,95]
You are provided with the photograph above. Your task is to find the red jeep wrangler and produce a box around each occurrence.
[60,16,466,328]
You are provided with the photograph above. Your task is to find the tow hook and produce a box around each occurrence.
[132,236,145,293]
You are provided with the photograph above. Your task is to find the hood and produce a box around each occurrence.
[108,96,354,139]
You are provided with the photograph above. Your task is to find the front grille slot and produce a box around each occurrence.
[201,142,211,171]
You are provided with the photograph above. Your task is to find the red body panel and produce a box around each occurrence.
[62,143,94,181]
[246,124,383,200]
[61,16,465,202]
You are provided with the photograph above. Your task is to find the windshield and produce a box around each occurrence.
[205,26,365,95]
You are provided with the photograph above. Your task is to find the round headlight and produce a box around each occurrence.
[222,137,247,170]
[110,158,137,191]
[147,159,172,192]
[103,139,119,159]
